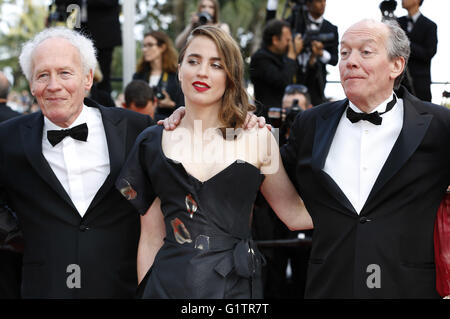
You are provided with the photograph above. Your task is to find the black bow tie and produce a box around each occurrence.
[346,95,397,125]
[47,123,88,146]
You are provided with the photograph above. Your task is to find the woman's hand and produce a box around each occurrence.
[158,107,270,131]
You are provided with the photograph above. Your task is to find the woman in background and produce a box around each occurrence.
[175,0,230,50]
[133,30,184,121]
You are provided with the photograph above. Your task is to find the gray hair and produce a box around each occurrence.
[382,19,411,89]
[19,27,97,82]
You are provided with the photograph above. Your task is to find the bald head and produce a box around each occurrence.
[0,71,11,100]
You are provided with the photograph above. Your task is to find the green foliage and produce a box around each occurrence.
[0,0,47,91]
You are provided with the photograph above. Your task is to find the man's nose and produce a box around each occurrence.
[47,75,62,90]
[346,51,359,68]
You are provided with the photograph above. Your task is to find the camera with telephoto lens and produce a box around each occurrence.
[268,99,302,143]
[197,11,213,25]
[284,0,335,51]
[268,99,302,128]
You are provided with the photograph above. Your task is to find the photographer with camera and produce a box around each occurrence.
[397,0,437,102]
[133,31,184,122]
[249,19,302,119]
[269,84,312,144]
[175,0,230,50]
[267,0,338,106]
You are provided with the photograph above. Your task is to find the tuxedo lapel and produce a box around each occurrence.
[363,94,433,212]
[20,112,77,212]
[85,104,127,215]
[312,99,357,215]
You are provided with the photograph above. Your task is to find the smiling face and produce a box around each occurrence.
[178,35,227,110]
[339,20,403,110]
[30,37,93,127]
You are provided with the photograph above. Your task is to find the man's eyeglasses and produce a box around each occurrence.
[284,84,309,95]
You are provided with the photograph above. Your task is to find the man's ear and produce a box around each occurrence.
[84,69,94,91]
[272,35,280,47]
[390,56,406,81]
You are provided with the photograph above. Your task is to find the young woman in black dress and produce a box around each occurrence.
[116,25,312,299]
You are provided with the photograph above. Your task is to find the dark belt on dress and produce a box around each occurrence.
[200,235,266,298]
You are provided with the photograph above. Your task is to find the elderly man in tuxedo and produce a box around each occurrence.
[281,19,450,298]
[0,27,152,298]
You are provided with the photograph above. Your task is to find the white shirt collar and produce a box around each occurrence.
[348,93,396,114]
[308,13,324,25]
[410,11,421,23]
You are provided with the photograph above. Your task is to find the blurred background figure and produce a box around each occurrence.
[122,80,157,121]
[249,19,301,119]
[0,71,21,121]
[88,65,116,107]
[175,0,230,50]
[49,0,121,95]
[0,71,23,299]
[272,0,339,106]
[252,83,312,300]
[133,31,184,122]
[397,0,437,102]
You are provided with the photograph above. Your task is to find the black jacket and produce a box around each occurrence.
[0,103,21,123]
[397,14,437,102]
[0,98,152,298]
[282,87,450,298]
[249,48,297,118]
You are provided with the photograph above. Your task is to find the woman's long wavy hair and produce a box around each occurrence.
[178,25,255,134]
[137,31,178,75]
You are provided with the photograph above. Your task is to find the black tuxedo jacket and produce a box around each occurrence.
[397,14,437,101]
[0,103,21,123]
[281,87,450,298]
[0,98,152,298]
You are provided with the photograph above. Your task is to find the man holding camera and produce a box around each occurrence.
[293,0,338,106]
[249,19,302,119]
[397,0,437,102]
[268,0,338,106]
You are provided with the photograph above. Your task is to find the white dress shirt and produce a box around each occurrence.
[407,11,421,32]
[323,94,404,214]
[42,105,110,217]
